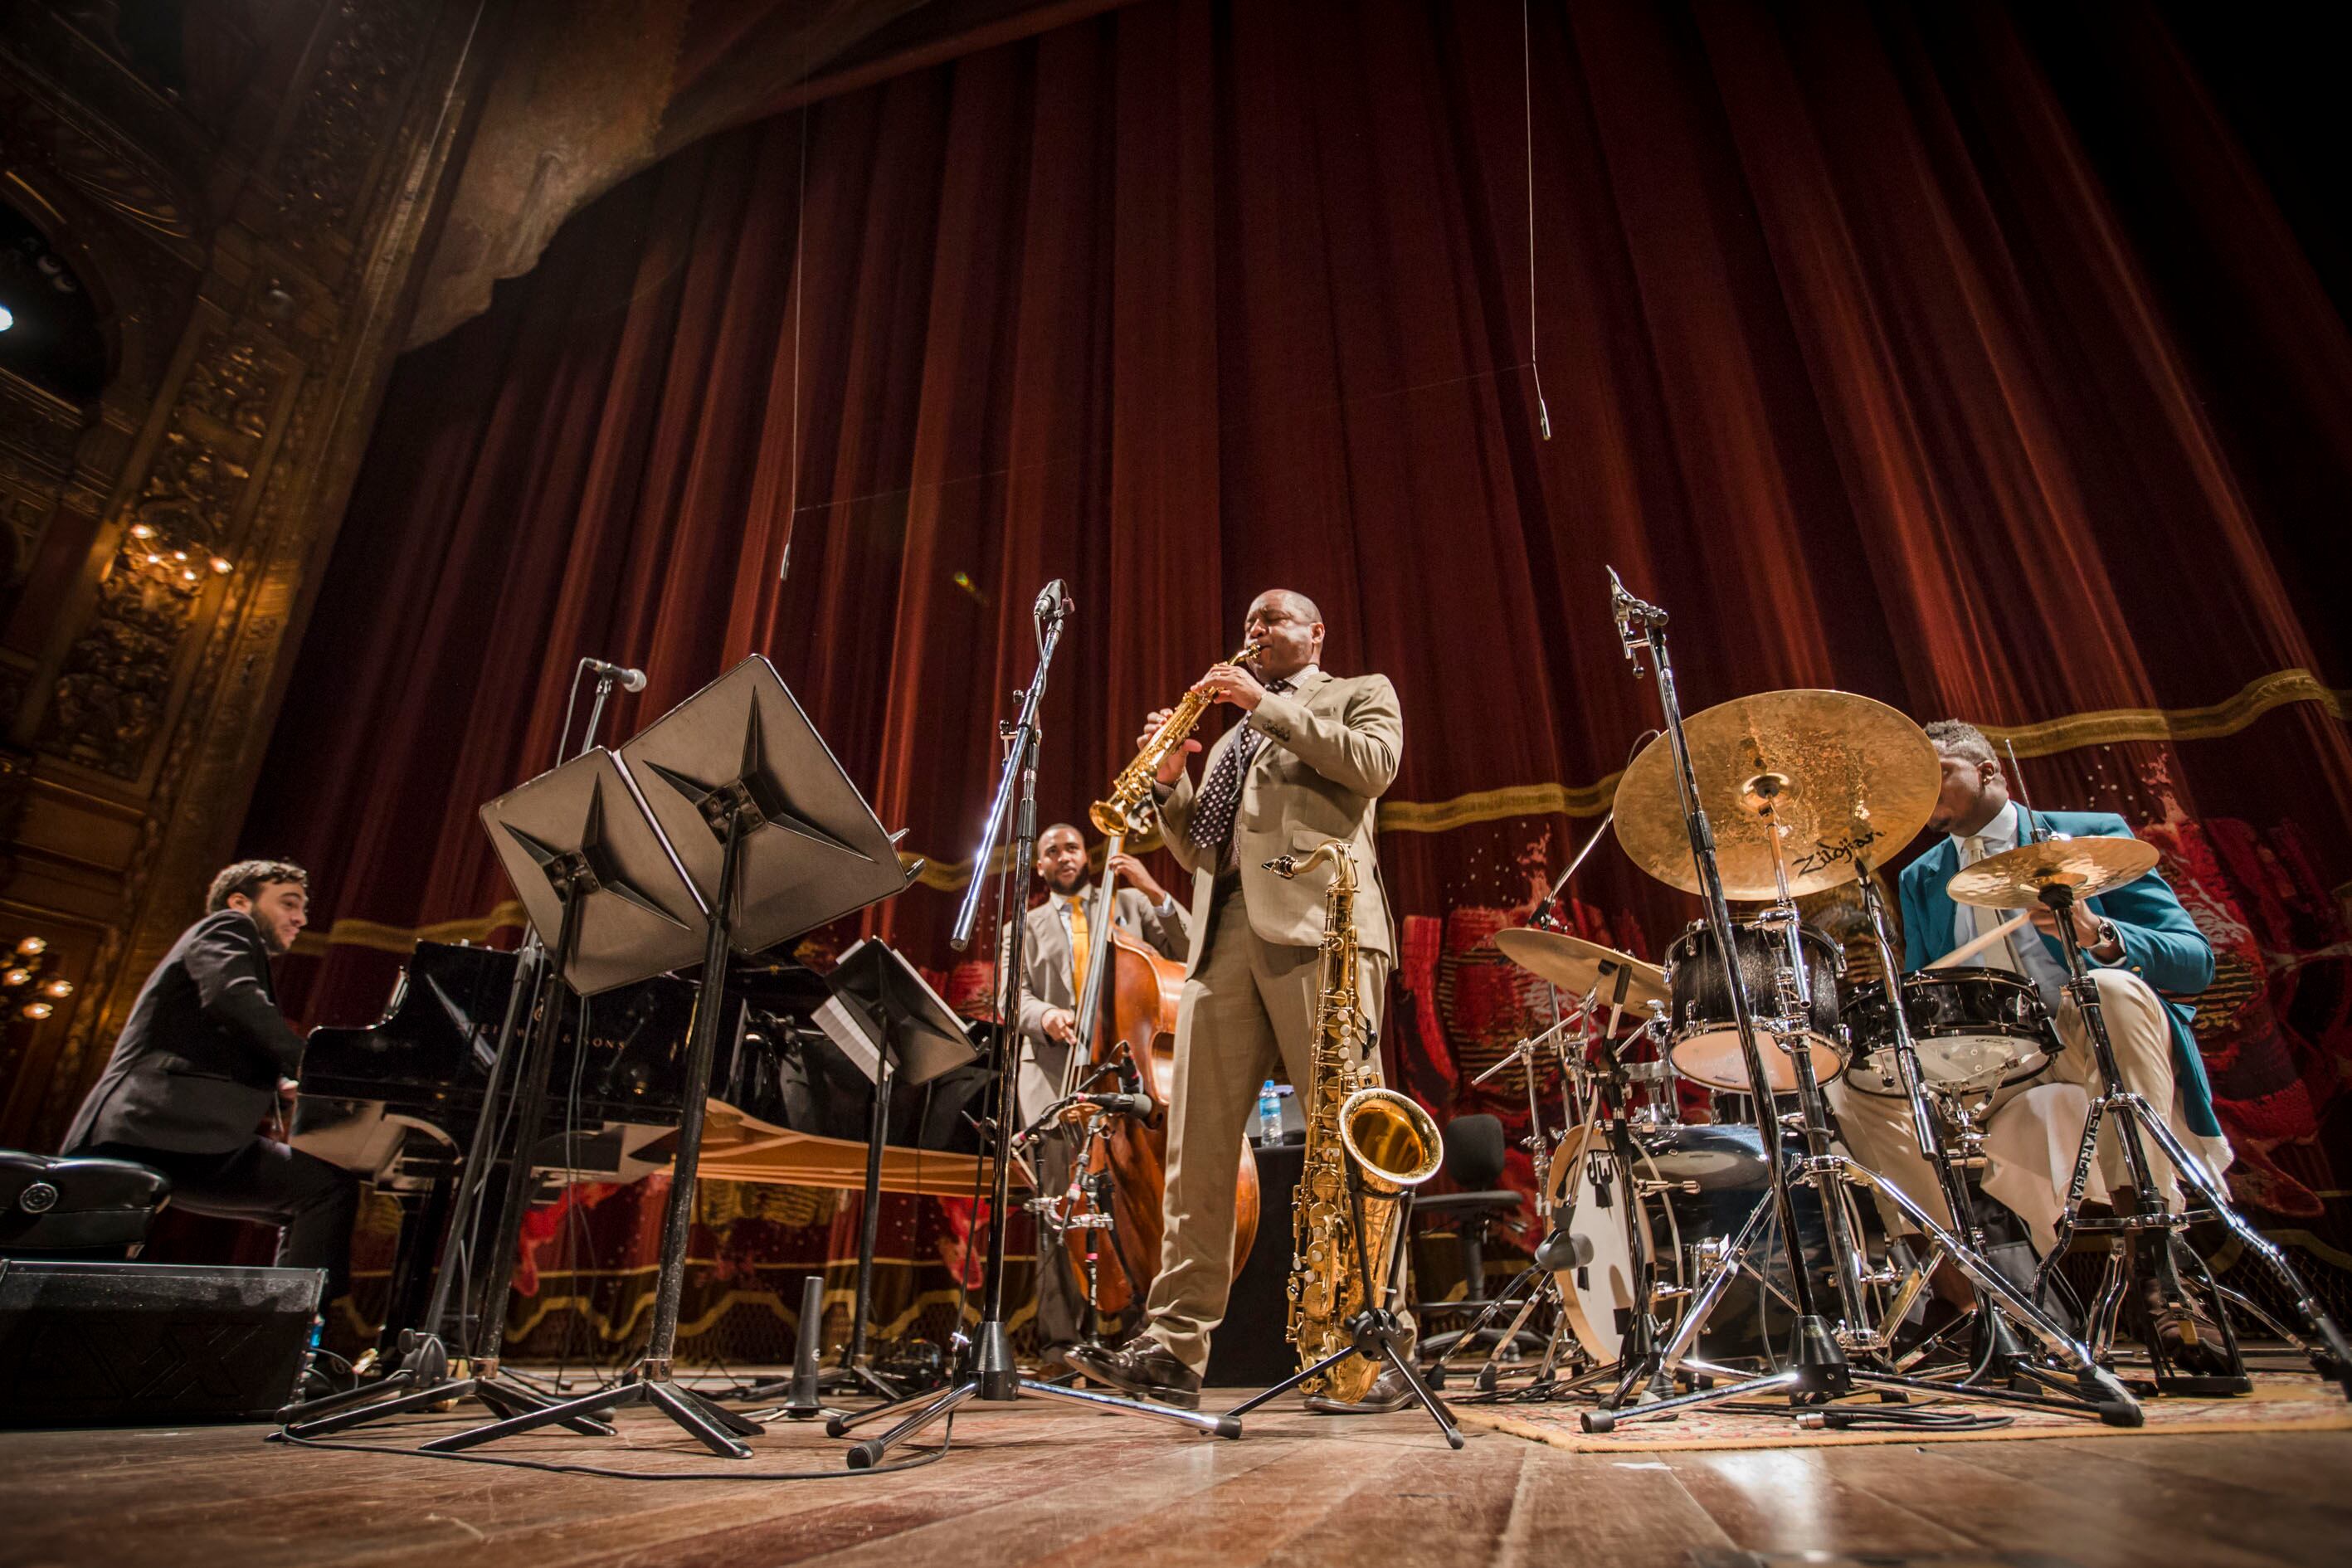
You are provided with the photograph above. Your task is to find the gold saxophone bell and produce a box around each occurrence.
[1337,1087,1444,1193]
[1090,641,1262,840]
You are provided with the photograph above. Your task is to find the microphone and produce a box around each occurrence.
[583,658,646,693]
[1033,579,1074,622]
[1073,1091,1152,1118]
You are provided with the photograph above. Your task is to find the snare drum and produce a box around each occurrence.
[1663,921,1847,1093]
[1839,967,2052,1098]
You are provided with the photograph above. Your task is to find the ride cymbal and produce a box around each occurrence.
[1613,689,1938,899]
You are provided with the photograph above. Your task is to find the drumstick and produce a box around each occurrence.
[1926,912,2032,971]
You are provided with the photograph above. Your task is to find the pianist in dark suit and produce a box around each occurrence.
[64,860,358,1302]
[1007,823,1188,1366]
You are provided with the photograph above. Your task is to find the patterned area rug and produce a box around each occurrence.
[1455,1372,2352,1452]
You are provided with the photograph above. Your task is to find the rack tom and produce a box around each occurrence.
[1663,921,1846,1093]
[1839,967,2051,1098]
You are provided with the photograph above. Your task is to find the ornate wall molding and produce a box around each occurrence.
[1,0,492,1150]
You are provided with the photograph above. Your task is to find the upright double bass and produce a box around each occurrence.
[1051,649,1263,1332]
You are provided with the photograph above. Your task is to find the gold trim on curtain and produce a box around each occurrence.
[299,667,2348,946]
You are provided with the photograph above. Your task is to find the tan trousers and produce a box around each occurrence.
[1142,884,1395,1376]
[1831,967,2233,1256]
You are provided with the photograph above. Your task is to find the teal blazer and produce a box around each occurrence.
[1897,809,2219,1139]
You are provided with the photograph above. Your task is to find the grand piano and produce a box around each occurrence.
[291,940,1006,1345]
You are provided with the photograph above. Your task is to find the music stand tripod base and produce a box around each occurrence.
[423,656,919,1458]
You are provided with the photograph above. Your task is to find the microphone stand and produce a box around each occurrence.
[825,587,1240,1468]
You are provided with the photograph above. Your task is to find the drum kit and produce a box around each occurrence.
[1427,573,2352,1431]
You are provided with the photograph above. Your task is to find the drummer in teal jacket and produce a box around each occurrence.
[1830,719,2233,1372]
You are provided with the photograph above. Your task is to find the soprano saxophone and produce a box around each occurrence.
[1268,840,1443,1402]
[1089,642,1260,839]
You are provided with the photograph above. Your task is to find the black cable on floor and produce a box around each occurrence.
[267,1410,955,1481]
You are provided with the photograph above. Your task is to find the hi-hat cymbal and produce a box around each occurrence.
[1492,928,1668,1008]
[1946,835,2160,909]
[1613,690,1939,899]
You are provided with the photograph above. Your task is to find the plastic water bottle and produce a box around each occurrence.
[1256,1080,1285,1147]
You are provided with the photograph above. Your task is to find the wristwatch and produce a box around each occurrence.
[2093,917,2121,952]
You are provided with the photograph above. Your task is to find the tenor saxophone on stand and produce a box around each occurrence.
[1269,840,1443,1403]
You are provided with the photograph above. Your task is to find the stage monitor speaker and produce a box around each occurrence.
[0,1260,323,1427]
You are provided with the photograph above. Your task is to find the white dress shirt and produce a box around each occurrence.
[1952,801,2100,1011]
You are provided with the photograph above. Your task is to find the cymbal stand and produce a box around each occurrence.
[1430,1007,1586,1390]
[2021,876,2351,1397]
[1830,849,2142,1415]
[1584,572,2140,1431]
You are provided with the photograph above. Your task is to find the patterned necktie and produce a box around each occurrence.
[1190,679,1291,862]
[1066,892,1090,986]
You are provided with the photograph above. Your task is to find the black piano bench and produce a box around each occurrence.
[0,1151,170,1259]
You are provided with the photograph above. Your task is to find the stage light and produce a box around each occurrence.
[14,937,44,957]
[42,978,72,999]
[0,302,12,333]
[211,557,233,574]
[129,523,155,539]
[21,1001,52,1020]
[181,567,198,582]
[2,969,28,988]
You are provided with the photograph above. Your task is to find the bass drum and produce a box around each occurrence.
[1545,1120,1831,1366]
[1663,921,1847,1093]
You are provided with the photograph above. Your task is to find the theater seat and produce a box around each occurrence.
[0,1151,170,1259]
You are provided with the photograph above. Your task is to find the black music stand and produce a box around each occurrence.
[740,938,976,1409]
[424,656,913,1458]
[280,750,708,1440]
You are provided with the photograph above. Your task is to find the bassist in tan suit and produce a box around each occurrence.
[1070,590,1408,1412]
[1009,822,1189,1366]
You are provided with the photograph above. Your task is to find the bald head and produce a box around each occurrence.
[1244,589,1326,679]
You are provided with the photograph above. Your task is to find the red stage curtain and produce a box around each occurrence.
[242,0,2352,1352]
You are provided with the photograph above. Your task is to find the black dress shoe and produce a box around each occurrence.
[1303,1363,1419,1415]
[1064,1338,1203,1410]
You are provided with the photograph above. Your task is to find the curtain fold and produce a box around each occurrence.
[241,0,2352,1351]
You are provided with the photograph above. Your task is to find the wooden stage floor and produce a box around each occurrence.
[6,1385,2350,1568]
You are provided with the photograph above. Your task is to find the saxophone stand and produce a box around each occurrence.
[1585,572,2140,1434]
[824,583,1239,1468]
[2016,874,2352,1398]
[1224,1163,1465,1449]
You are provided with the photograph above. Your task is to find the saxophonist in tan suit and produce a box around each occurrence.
[1009,822,1190,1366]
[1070,590,1407,1412]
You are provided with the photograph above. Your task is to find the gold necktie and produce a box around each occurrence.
[1068,894,1089,986]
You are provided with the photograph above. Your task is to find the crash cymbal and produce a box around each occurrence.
[1492,928,1669,1008]
[1613,689,1938,899]
[1946,835,2160,909]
